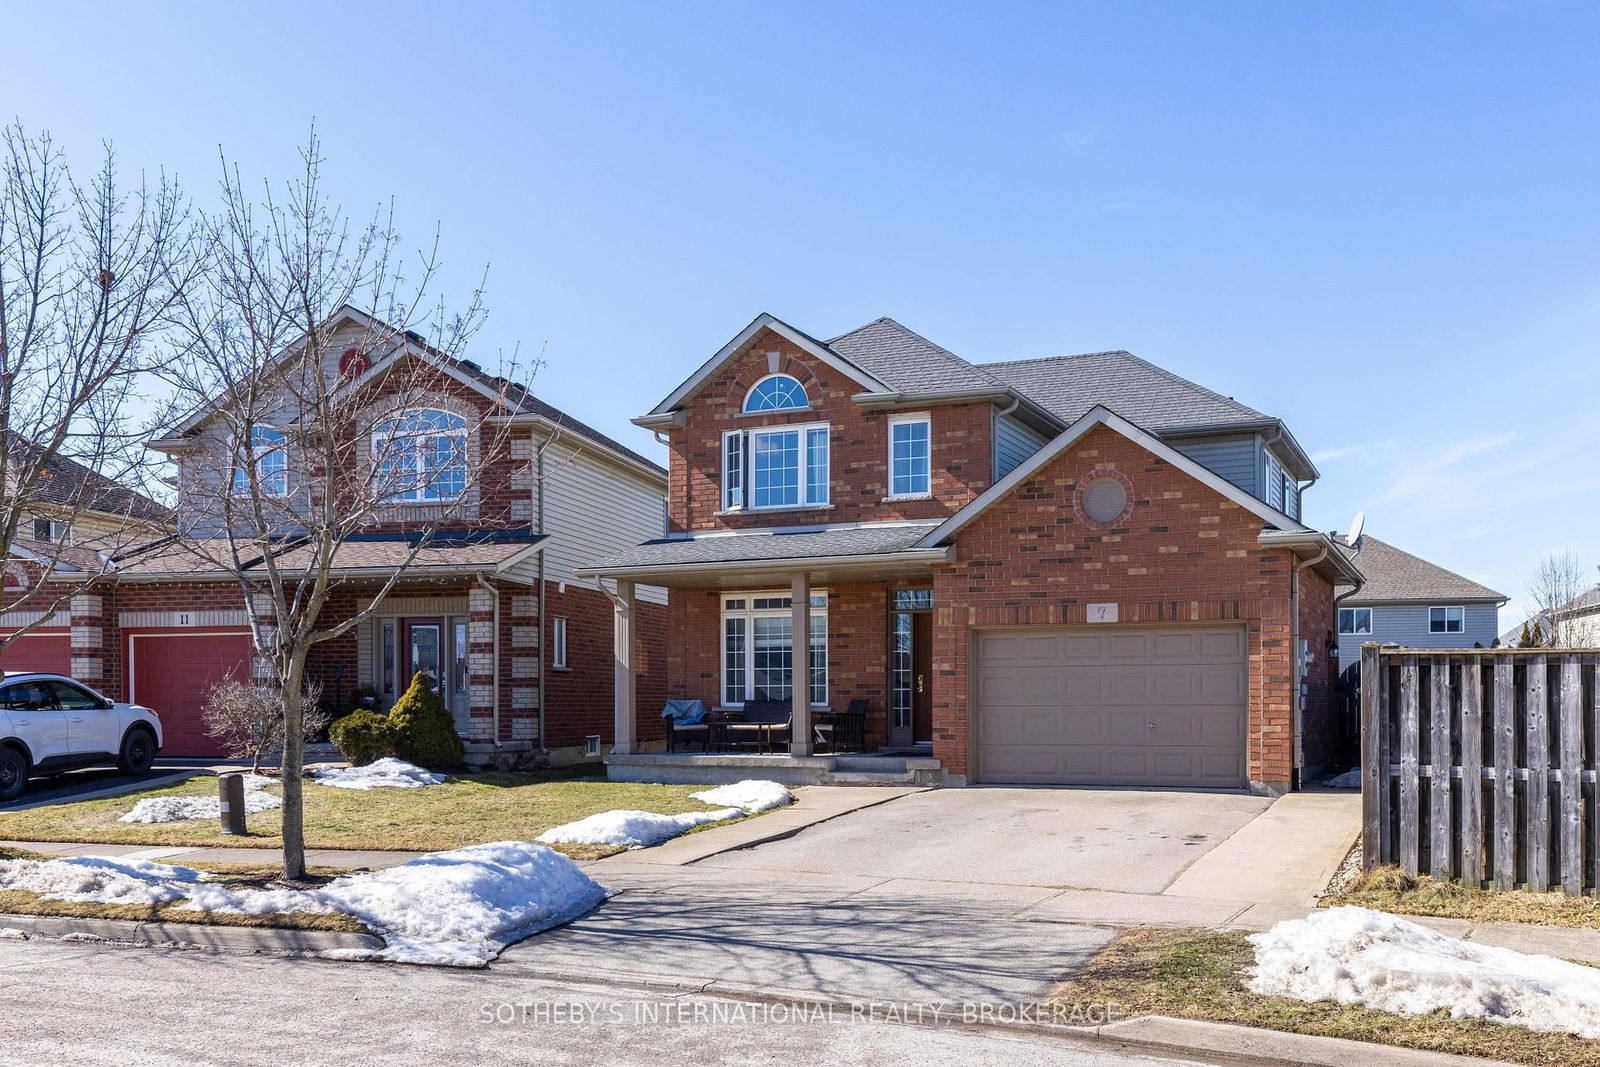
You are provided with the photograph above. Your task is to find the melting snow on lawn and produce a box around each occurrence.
[536,808,744,849]
[1249,906,1600,1037]
[535,779,796,848]
[689,780,794,813]
[0,843,607,967]
[310,758,445,790]
[0,855,207,904]
[119,773,281,824]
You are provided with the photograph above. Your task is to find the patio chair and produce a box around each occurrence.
[814,698,868,753]
[718,698,792,753]
[661,699,711,753]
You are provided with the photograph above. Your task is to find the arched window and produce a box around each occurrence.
[372,408,468,502]
[233,425,288,497]
[744,374,808,413]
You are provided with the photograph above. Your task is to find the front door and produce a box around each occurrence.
[889,590,935,748]
[403,618,444,691]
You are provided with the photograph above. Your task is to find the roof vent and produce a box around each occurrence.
[404,330,425,344]
[460,360,481,373]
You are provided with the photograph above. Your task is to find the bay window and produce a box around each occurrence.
[721,592,828,706]
[721,423,830,511]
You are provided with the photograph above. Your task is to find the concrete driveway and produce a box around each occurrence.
[698,786,1275,894]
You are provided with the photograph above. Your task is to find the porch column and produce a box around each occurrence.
[789,572,812,756]
[611,579,636,755]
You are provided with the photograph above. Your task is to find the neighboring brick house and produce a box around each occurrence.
[0,442,175,678]
[5,307,668,766]
[1332,534,1506,665]
[583,313,1362,794]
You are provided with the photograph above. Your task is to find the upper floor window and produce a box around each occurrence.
[1338,607,1372,635]
[744,374,808,413]
[373,408,467,503]
[31,518,70,544]
[888,414,931,498]
[1429,606,1465,634]
[233,425,288,497]
[722,424,830,511]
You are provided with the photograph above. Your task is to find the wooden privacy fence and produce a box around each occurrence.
[1361,645,1600,894]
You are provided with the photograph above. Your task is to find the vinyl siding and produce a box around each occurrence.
[1169,433,1259,495]
[993,413,1048,479]
[1335,601,1502,666]
[537,438,668,605]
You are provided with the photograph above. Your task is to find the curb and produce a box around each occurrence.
[0,911,385,956]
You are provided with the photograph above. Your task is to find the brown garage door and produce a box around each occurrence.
[975,625,1247,788]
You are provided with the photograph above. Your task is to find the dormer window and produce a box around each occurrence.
[233,425,288,497]
[373,408,467,503]
[744,374,808,413]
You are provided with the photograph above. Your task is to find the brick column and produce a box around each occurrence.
[507,590,538,745]
[468,585,496,743]
[68,595,98,681]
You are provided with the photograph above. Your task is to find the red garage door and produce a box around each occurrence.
[0,633,72,675]
[128,632,254,757]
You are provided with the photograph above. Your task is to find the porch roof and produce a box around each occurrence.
[102,534,546,584]
[576,522,950,588]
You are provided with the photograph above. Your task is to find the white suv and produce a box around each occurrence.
[0,672,163,802]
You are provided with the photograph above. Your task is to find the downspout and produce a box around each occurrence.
[1290,543,1330,792]
[474,573,501,755]
[535,432,547,757]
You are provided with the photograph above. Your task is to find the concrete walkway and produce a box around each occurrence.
[1162,789,1361,906]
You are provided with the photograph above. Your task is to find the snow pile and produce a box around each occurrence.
[120,773,280,824]
[0,855,208,905]
[536,808,744,849]
[180,841,607,966]
[1323,768,1362,789]
[0,843,607,967]
[310,758,446,790]
[0,928,27,939]
[689,780,795,813]
[1249,906,1600,1037]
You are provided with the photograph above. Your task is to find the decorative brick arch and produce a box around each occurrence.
[725,347,822,411]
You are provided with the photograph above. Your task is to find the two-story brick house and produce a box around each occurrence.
[584,313,1362,794]
[8,308,668,765]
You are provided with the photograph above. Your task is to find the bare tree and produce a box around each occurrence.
[157,132,520,880]
[0,125,196,638]
[1527,551,1600,648]
[202,678,328,773]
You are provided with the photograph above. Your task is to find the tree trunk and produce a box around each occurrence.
[279,656,307,881]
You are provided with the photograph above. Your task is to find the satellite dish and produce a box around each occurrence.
[1347,511,1366,548]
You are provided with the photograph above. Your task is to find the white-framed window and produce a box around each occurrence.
[552,616,568,669]
[1429,606,1465,634]
[31,518,70,544]
[743,374,808,413]
[721,592,827,706]
[1338,607,1372,635]
[232,425,288,497]
[720,423,830,511]
[888,413,931,498]
[372,408,467,503]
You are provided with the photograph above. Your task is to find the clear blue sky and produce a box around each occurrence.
[7,1,1597,626]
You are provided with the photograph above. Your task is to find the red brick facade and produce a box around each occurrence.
[928,424,1305,788]
[666,332,994,533]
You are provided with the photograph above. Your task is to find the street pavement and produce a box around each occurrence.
[0,936,1219,1067]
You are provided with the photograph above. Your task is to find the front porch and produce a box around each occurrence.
[581,523,953,783]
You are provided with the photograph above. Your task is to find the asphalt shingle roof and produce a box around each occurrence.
[981,351,1268,430]
[1339,535,1505,603]
[584,523,940,572]
[827,318,1004,395]
[111,534,543,578]
[9,433,172,525]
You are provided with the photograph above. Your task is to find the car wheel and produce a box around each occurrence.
[0,746,28,802]
[117,728,156,774]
